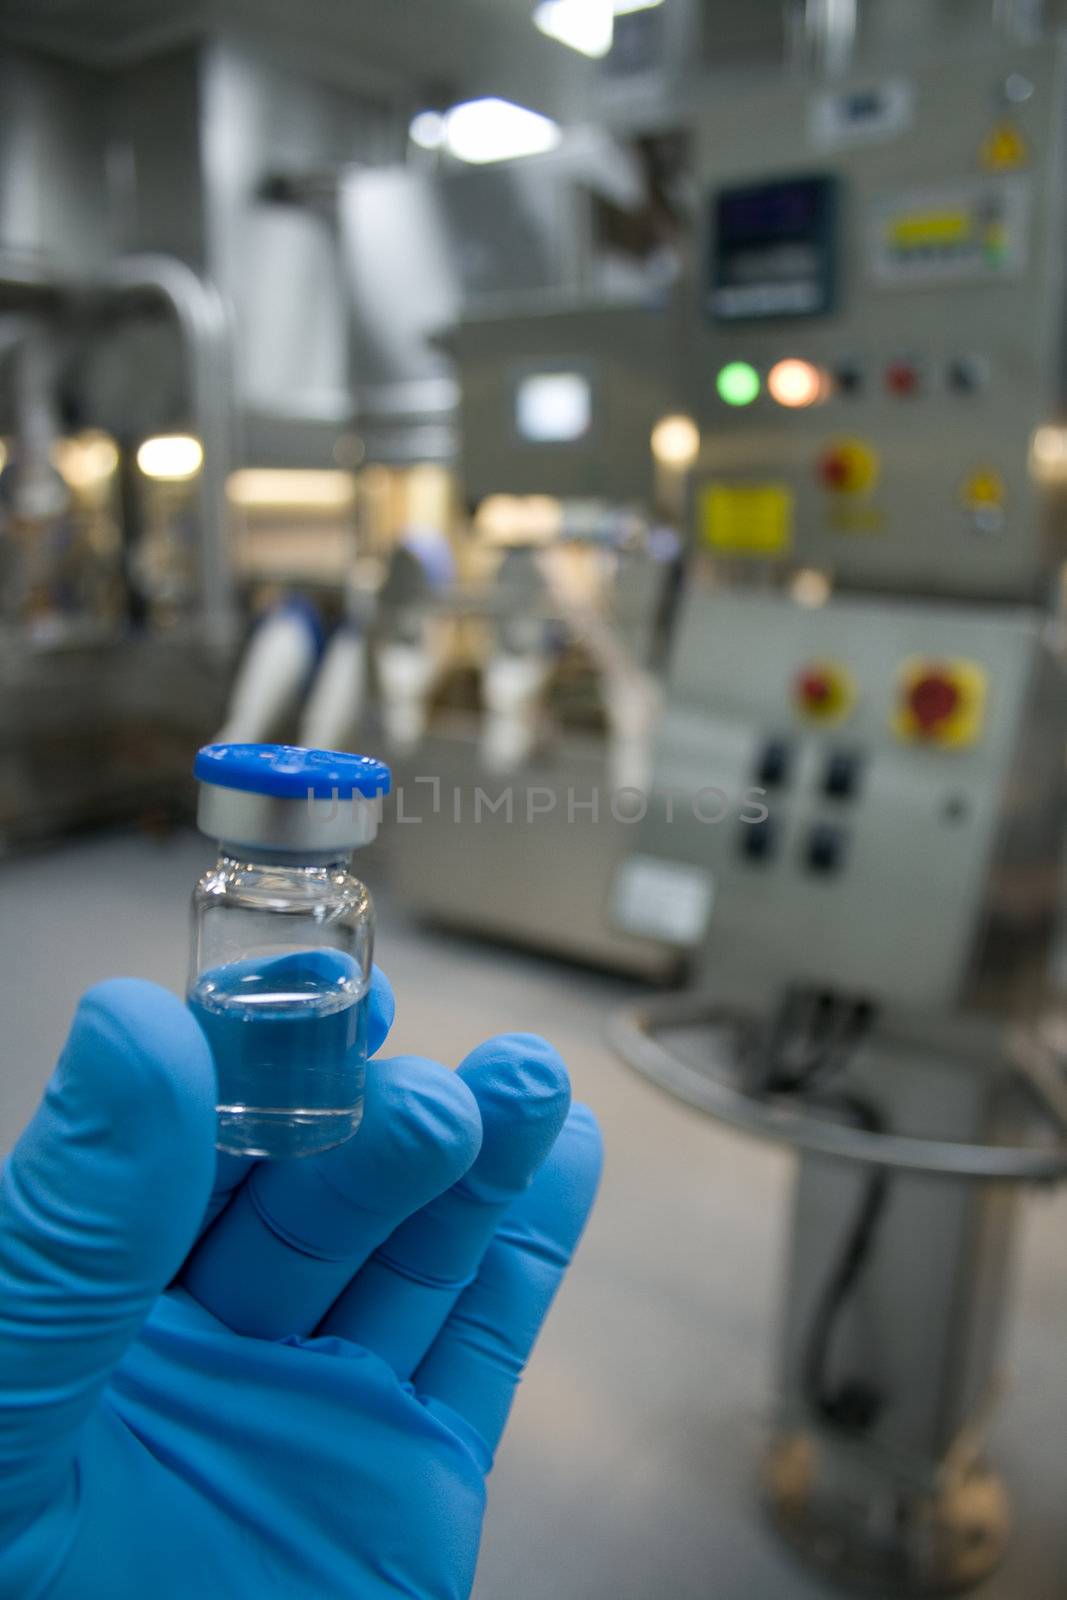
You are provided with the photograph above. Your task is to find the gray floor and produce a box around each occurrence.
[1,828,1066,1599]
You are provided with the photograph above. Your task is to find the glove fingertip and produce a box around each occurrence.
[455,1035,572,1193]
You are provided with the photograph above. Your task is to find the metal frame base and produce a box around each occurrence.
[764,1433,1010,1597]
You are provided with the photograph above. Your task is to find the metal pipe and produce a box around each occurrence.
[793,0,858,76]
[99,254,236,655]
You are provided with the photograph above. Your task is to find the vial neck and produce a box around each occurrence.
[218,844,353,872]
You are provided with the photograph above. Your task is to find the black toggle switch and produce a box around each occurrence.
[741,816,777,862]
[806,821,848,874]
[823,749,864,801]
[755,738,792,788]
[946,356,986,394]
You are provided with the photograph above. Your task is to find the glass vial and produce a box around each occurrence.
[188,743,390,1159]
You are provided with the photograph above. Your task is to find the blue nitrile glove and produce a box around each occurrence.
[0,966,602,1600]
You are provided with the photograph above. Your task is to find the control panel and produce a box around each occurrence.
[611,589,1062,1010]
[686,41,1067,602]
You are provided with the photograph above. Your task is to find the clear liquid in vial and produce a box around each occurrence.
[188,949,368,1158]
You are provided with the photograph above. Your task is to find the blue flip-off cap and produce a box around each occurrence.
[194,744,391,857]
[194,743,391,800]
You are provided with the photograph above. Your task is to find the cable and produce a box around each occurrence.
[800,1090,888,1433]
[758,989,887,1433]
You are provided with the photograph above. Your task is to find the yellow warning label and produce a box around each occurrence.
[700,483,793,556]
[980,121,1028,172]
[888,212,971,250]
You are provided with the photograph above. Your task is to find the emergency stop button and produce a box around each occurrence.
[892,657,988,748]
[817,438,880,496]
[793,659,857,723]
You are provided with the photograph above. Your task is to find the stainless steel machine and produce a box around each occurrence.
[609,25,1067,1594]
[384,297,688,978]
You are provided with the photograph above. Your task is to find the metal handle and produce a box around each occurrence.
[607,992,1067,1181]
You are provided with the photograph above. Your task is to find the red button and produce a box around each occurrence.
[885,362,919,397]
[908,672,960,731]
[798,669,834,708]
[818,451,850,489]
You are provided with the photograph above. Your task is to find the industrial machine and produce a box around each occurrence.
[9,5,1067,1583]
[0,262,234,848]
[381,296,688,978]
[609,25,1067,1595]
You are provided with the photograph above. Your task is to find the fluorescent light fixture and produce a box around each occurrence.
[409,110,446,150]
[534,0,613,58]
[136,434,203,481]
[613,0,665,12]
[515,372,591,442]
[444,98,561,165]
[227,469,356,510]
[51,430,120,489]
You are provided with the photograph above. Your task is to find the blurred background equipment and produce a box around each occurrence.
[6,1,1067,1597]
[607,10,1067,1596]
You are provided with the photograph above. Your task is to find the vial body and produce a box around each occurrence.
[188,854,373,1158]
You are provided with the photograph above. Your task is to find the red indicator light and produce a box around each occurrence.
[885,362,919,397]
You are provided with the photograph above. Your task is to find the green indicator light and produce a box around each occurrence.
[716,361,760,406]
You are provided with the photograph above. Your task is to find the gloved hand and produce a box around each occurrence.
[0,967,602,1600]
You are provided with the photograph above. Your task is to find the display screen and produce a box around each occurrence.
[708,175,838,321]
[718,184,823,238]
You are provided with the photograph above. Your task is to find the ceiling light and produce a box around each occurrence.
[409,110,446,150]
[534,0,614,58]
[443,98,561,165]
[136,434,203,481]
[613,0,665,12]
[51,430,120,489]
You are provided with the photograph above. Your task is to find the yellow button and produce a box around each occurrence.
[961,468,1004,510]
[817,439,880,496]
[891,657,987,748]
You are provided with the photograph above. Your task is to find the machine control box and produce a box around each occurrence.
[611,587,1063,1011]
[687,41,1067,602]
